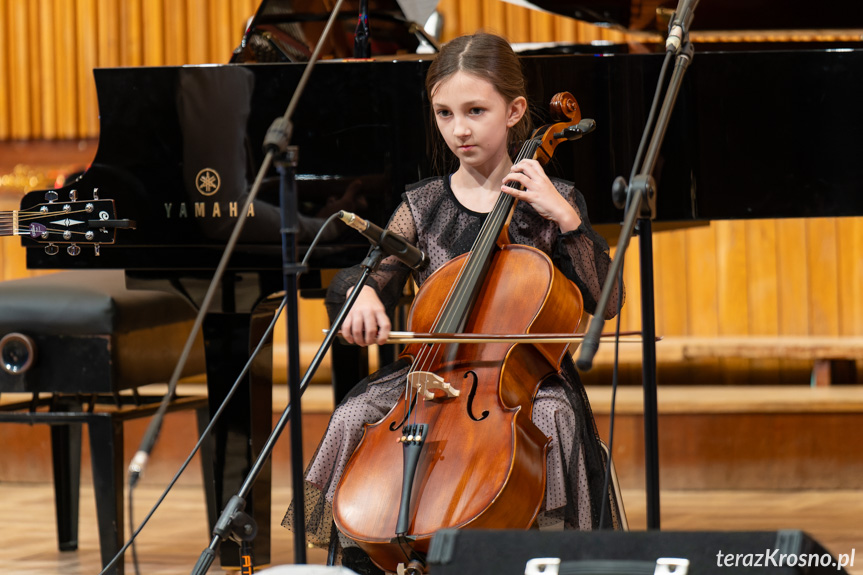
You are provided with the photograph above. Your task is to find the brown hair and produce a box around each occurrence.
[425,32,532,171]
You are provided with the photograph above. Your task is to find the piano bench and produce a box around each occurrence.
[0,270,210,575]
[0,269,206,394]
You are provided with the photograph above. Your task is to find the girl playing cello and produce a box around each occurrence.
[283,31,624,574]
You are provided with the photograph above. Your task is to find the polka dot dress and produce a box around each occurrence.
[285,176,623,555]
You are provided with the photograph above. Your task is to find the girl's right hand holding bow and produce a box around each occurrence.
[340,285,391,347]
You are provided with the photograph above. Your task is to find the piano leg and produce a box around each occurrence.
[201,294,280,568]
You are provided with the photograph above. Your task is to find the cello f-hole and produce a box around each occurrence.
[464,371,489,421]
[389,393,419,432]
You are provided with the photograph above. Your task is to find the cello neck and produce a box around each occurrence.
[432,137,542,335]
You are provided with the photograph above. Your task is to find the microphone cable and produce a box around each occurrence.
[107,212,341,575]
[598,261,626,530]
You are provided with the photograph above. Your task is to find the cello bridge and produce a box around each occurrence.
[407,371,459,400]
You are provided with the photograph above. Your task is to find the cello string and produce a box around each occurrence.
[416,134,539,342]
[432,137,539,333]
[400,135,541,432]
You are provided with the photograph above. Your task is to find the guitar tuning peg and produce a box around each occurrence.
[94,244,101,256]
[45,244,59,256]
[93,188,99,200]
[69,189,78,201]
[67,244,81,256]
[44,190,58,203]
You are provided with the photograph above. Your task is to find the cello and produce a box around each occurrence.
[333,92,589,574]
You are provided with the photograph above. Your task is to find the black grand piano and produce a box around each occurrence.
[17,0,863,568]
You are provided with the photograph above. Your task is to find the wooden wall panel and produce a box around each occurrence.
[96,0,121,69]
[8,0,30,139]
[745,220,780,375]
[26,1,42,139]
[554,15,578,43]
[120,0,144,67]
[775,218,810,335]
[653,227,689,336]
[210,0,236,64]
[806,218,841,336]
[2,1,862,387]
[482,0,507,37]
[714,220,751,381]
[37,0,57,139]
[457,0,483,38]
[504,3,530,43]
[143,1,165,66]
[715,221,750,334]
[0,0,8,139]
[685,224,718,336]
[76,0,100,137]
[529,10,555,41]
[837,218,863,336]
[54,0,79,138]
[615,242,643,334]
[163,0,187,66]
[186,0,210,64]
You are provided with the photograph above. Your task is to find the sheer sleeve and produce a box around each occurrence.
[553,185,623,320]
[510,180,623,320]
[324,201,415,322]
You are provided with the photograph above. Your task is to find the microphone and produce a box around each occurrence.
[665,0,698,53]
[338,210,429,271]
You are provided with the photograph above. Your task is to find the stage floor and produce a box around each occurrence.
[0,483,859,574]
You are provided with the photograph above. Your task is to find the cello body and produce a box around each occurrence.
[333,244,584,570]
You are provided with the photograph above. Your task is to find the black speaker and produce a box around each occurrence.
[426,529,852,575]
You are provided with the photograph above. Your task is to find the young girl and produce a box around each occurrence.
[284,31,623,572]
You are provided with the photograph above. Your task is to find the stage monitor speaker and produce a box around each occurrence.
[427,529,852,575]
[257,566,358,575]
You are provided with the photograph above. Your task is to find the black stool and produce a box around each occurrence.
[0,270,212,575]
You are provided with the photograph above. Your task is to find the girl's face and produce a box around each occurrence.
[431,71,525,174]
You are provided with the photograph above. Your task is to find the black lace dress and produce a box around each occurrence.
[283,175,624,561]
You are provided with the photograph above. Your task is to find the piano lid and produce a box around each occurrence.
[506,0,863,32]
[231,0,439,63]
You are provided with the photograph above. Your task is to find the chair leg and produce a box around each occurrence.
[195,404,218,530]
[50,422,82,551]
[88,414,125,575]
[599,440,629,531]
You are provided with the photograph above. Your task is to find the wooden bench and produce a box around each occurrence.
[590,335,862,386]
[674,336,862,386]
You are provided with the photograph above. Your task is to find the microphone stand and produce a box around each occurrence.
[278,145,307,566]
[190,247,387,573]
[183,0,347,570]
[576,35,696,530]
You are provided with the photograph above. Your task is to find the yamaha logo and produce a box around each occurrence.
[195,168,221,196]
